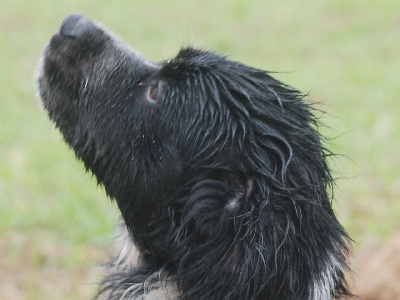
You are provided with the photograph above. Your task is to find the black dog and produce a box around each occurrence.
[38,14,351,300]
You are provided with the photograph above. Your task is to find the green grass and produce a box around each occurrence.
[1,0,399,298]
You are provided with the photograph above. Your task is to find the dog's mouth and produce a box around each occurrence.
[38,15,149,124]
[39,14,159,103]
[38,16,105,93]
[43,14,109,75]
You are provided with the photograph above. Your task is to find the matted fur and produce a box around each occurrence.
[38,14,351,299]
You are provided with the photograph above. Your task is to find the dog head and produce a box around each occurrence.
[38,15,350,299]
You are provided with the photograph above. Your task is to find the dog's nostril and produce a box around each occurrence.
[59,14,91,39]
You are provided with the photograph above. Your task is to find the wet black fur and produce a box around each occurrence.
[38,16,351,299]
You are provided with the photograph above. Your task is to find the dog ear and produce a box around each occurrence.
[167,170,253,295]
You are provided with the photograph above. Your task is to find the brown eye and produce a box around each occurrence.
[147,80,164,105]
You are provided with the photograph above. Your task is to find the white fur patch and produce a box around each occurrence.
[111,221,140,271]
[105,221,179,300]
[311,251,344,300]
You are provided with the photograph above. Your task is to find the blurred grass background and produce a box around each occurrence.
[0,0,399,298]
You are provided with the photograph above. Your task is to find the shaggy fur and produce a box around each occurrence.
[38,14,351,300]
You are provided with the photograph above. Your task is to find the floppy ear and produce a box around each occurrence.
[168,170,282,299]
[163,171,242,296]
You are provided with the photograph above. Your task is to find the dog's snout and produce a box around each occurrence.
[59,14,92,39]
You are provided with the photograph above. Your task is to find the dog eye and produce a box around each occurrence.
[147,80,164,105]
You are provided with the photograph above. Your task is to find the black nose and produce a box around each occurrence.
[59,14,92,39]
